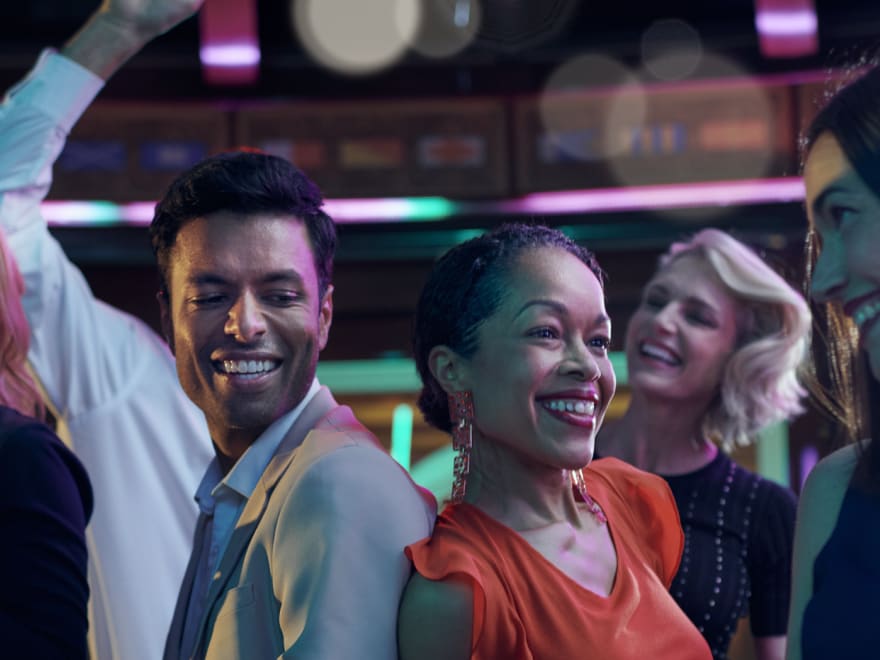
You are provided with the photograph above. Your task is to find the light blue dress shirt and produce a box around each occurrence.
[178,378,321,657]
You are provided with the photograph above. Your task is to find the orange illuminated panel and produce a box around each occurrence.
[514,79,796,193]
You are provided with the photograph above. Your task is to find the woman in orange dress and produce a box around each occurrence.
[398,223,711,660]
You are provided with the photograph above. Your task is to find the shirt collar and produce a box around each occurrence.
[194,377,322,509]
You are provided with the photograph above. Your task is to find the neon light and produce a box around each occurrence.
[41,178,807,227]
[754,0,818,58]
[199,44,261,67]
[198,0,260,85]
[42,201,155,226]
[505,178,805,215]
[756,421,791,487]
[323,197,455,223]
[755,10,817,37]
[390,404,414,471]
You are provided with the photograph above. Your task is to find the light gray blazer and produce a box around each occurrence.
[164,387,436,660]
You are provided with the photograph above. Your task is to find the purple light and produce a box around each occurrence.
[755,10,817,36]
[754,0,818,58]
[799,445,819,491]
[41,177,807,227]
[506,177,805,215]
[198,0,260,85]
[200,44,261,67]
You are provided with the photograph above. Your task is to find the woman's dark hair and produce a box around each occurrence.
[412,223,605,433]
[803,64,880,492]
[150,150,336,300]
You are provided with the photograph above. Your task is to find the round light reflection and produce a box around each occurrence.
[409,0,482,59]
[641,19,703,81]
[292,0,421,76]
[538,54,645,162]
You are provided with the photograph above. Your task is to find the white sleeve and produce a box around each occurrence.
[0,49,118,417]
[275,445,435,659]
[0,51,215,660]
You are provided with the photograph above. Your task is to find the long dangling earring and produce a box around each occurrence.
[570,468,607,525]
[448,391,474,504]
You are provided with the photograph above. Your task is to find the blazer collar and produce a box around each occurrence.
[192,386,350,653]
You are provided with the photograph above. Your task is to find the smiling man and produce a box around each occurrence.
[151,152,435,660]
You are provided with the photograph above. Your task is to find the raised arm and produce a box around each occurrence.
[62,0,205,79]
[0,4,214,659]
[0,0,204,417]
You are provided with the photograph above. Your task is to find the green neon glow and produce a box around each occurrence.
[404,198,457,220]
[390,404,414,471]
[315,359,421,393]
[317,354,627,394]
[756,421,791,487]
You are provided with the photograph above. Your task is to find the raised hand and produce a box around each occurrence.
[95,0,206,45]
[62,0,206,79]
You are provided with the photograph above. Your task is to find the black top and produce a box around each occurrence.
[803,485,880,660]
[662,451,796,660]
[0,405,93,659]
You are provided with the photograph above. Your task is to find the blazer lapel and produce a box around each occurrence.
[163,512,210,660]
[188,387,344,654]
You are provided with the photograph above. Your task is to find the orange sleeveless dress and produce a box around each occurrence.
[406,457,712,660]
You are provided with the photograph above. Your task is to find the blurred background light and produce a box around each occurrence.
[641,18,703,81]
[292,0,421,75]
[199,0,260,85]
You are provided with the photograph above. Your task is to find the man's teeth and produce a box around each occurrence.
[544,400,596,415]
[221,359,276,374]
[854,300,880,329]
[641,343,680,365]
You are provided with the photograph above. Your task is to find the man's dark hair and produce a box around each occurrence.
[149,151,337,299]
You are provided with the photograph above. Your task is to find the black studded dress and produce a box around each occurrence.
[661,451,797,660]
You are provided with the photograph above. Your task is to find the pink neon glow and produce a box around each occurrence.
[755,10,817,36]
[505,177,805,215]
[200,44,261,67]
[323,199,423,222]
[40,178,808,227]
[754,0,818,58]
[199,0,259,85]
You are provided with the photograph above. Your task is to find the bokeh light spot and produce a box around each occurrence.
[292,0,421,76]
[409,0,482,59]
[641,19,703,81]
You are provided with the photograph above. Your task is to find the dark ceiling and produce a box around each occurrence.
[1,0,866,361]
[2,0,880,101]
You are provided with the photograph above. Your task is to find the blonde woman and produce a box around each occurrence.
[600,229,811,660]
[0,232,92,658]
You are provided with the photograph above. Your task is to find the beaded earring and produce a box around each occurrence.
[570,468,607,524]
[448,390,474,504]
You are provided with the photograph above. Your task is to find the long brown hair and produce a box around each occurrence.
[803,64,880,492]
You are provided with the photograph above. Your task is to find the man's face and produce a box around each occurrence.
[159,211,332,455]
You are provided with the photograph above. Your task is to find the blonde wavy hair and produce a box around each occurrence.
[0,231,45,420]
[661,229,811,449]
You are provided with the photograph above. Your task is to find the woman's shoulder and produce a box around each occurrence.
[586,456,677,507]
[0,405,93,515]
[585,457,683,584]
[0,405,64,458]
[800,444,860,520]
[407,505,505,572]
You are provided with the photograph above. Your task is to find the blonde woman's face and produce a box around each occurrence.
[805,132,880,380]
[625,254,740,411]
